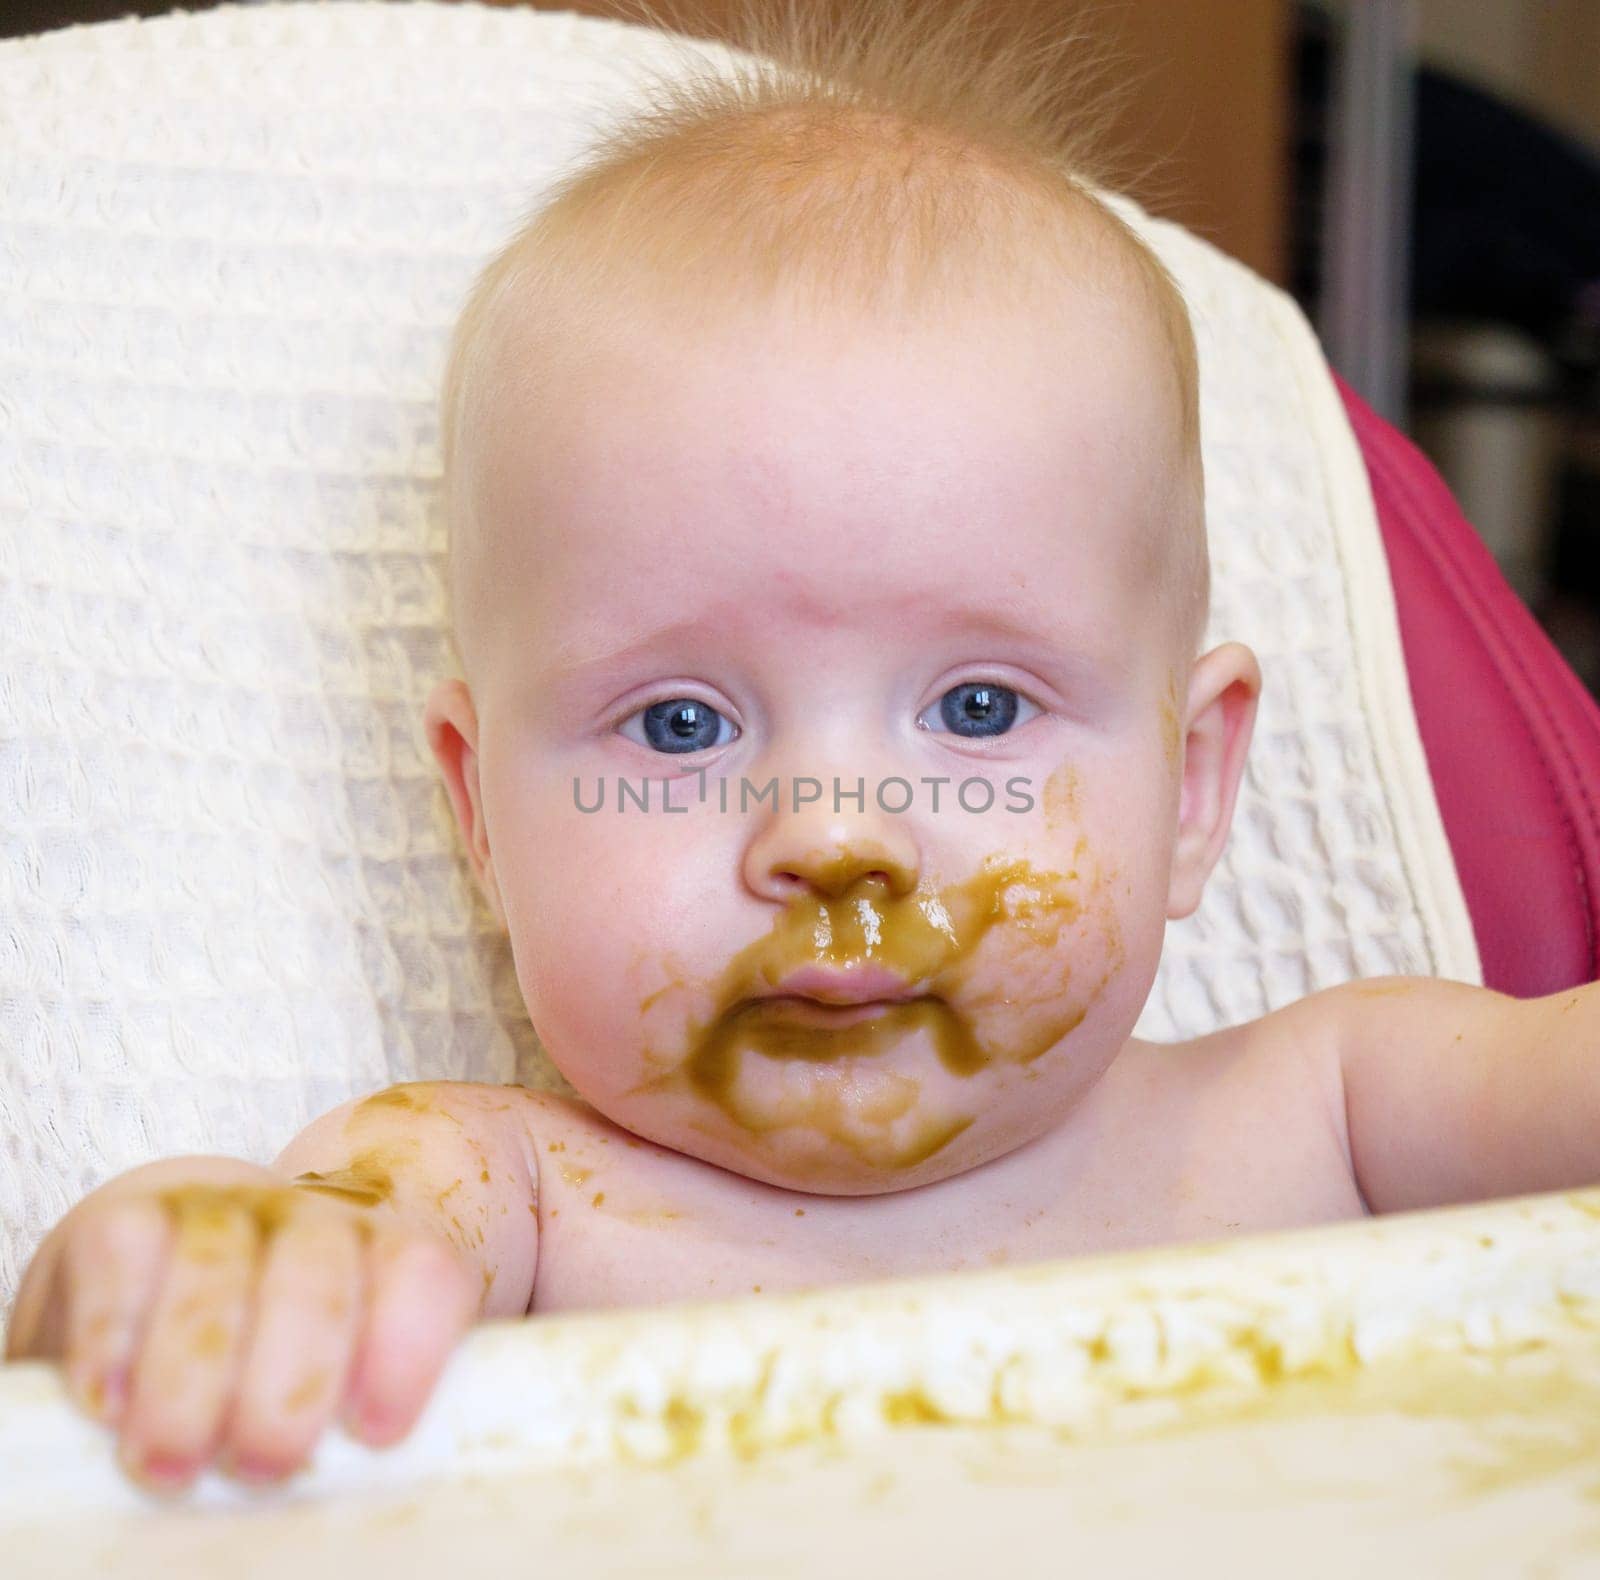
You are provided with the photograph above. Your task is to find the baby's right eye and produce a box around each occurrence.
[617,698,739,755]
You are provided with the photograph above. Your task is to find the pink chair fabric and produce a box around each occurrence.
[1339,374,1600,995]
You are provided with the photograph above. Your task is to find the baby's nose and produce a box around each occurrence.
[748,802,928,901]
[740,769,924,906]
[766,841,919,902]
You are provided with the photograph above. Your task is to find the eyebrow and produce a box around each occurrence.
[543,612,739,686]
[543,597,1123,690]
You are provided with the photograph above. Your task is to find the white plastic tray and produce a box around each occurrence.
[7,1189,1600,1576]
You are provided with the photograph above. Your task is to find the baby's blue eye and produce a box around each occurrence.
[921,683,1037,738]
[620,698,737,754]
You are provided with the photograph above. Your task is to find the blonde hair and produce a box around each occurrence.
[440,0,1208,664]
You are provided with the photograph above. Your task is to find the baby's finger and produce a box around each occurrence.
[222,1209,363,1483]
[118,1194,262,1491]
[62,1199,174,1425]
[342,1229,479,1448]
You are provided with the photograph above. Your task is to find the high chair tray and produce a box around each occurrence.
[5,1186,1600,1577]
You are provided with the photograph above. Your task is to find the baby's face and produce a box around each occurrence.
[431,281,1210,1195]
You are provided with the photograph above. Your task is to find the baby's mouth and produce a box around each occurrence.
[752,995,917,1029]
[749,960,928,1030]
[631,853,1116,1132]
[726,991,954,1058]
[766,962,922,1006]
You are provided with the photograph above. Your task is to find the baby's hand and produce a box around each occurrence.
[7,1158,481,1493]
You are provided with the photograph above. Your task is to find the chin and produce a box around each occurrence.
[549,1016,1106,1194]
[648,1111,1024,1197]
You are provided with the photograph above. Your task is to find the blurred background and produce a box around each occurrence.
[6,0,1599,692]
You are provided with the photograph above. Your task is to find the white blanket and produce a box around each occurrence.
[0,0,1478,1315]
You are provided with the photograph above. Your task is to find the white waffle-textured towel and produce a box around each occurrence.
[0,0,1478,1316]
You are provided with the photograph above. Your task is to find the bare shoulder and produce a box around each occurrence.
[1304,974,1518,1076]
[1093,990,1372,1234]
[1221,974,1505,1070]
[490,1081,597,1135]
[1159,982,1364,1165]
[488,1082,624,1162]
[364,1079,612,1159]
[1158,979,1493,1210]
[492,1081,708,1191]
[1118,987,1358,1166]
[1164,980,1353,1100]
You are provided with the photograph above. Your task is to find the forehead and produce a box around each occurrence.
[467,280,1184,677]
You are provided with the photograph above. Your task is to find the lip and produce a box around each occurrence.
[767,964,920,1005]
[755,996,916,1029]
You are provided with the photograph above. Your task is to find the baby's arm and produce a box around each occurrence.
[1331,977,1600,1211]
[5,1080,541,1490]
[273,1080,542,1322]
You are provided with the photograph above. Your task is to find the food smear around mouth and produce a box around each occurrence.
[630,851,1124,1171]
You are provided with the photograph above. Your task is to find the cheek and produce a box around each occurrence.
[489,787,730,1096]
[942,838,1128,1068]
[985,760,1175,1042]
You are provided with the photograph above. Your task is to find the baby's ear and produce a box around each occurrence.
[1166,642,1261,920]
[423,678,508,931]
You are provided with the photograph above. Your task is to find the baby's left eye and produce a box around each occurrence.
[918,683,1040,739]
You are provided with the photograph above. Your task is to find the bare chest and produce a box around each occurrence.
[525,1033,1365,1315]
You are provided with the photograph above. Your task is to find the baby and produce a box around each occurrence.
[7,0,1597,1499]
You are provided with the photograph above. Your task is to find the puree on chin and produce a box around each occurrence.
[627,850,1126,1176]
